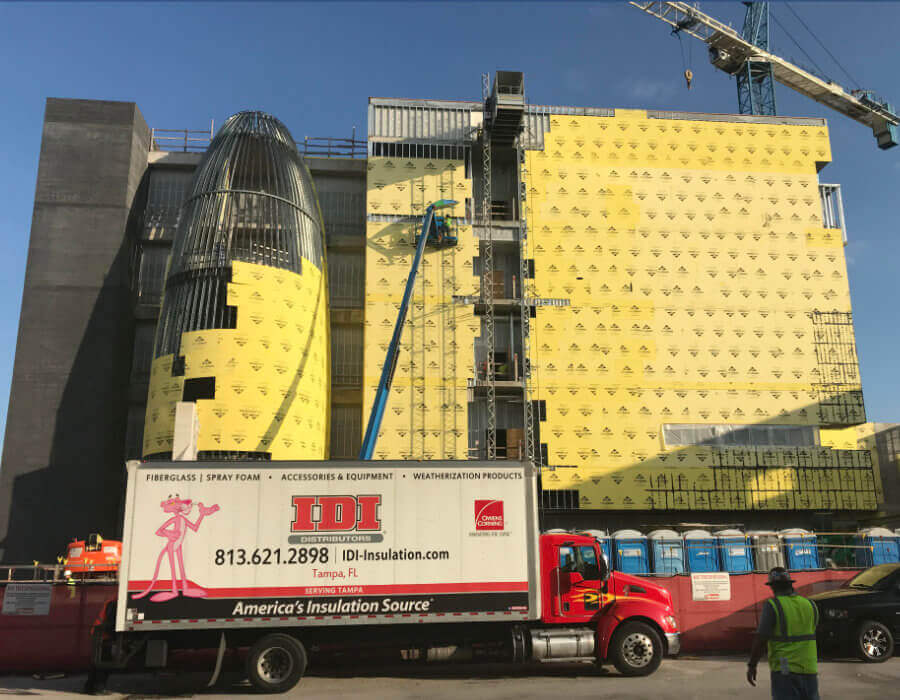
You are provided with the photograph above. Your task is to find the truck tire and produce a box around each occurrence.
[246,633,307,693]
[856,620,894,663]
[609,621,663,677]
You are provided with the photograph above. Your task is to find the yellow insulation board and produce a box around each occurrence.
[524,109,875,511]
[364,158,477,459]
[143,259,330,459]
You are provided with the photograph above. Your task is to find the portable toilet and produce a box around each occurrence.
[780,528,820,570]
[612,529,650,575]
[716,529,752,573]
[648,529,685,575]
[855,527,900,567]
[581,529,613,569]
[748,530,785,571]
[683,529,720,572]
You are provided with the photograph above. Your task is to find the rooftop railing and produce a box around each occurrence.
[150,123,365,159]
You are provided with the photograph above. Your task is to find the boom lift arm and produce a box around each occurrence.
[359,200,458,459]
[629,1,900,149]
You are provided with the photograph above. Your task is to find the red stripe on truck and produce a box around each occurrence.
[125,581,529,598]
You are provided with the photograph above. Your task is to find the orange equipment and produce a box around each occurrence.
[63,533,121,577]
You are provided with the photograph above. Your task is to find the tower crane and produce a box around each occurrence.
[629,1,899,149]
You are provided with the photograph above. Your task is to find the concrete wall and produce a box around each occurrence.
[0,99,149,562]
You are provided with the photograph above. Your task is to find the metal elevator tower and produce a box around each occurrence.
[480,73,497,460]
[737,2,776,115]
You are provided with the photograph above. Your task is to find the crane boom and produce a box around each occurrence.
[629,1,899,149]
[358,200,457,460]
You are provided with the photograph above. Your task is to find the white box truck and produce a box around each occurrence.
[96,461,679,692]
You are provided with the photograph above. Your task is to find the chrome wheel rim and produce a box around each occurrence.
[257,646,294,684]
[622,632,654,668]
[862,627,890,658]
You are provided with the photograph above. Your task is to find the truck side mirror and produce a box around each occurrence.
[598,551,610,581]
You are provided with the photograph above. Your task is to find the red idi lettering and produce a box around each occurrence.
[291,495,381,532]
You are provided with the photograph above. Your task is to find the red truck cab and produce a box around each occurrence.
[538,531,680,675]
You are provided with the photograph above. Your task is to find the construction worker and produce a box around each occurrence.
[747,567,820,700]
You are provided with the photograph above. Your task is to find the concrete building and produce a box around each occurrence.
[0,73,890,560]
[0,100,365,562]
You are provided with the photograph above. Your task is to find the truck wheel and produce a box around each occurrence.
[246,633,307,693]
[856,620,894,663]
[610,621,663,677]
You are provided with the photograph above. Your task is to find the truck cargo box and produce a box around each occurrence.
[116,461,538,632]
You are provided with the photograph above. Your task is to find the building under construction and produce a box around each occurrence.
[1,70,896,562]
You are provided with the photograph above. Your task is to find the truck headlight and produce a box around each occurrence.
[664,615,678,630]
[825,609,848,619]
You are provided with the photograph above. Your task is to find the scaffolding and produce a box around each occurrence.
[481,72,498,460]
[811,311,866,425]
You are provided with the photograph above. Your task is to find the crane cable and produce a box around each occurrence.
[768,10,829,82]
[676,32,694,89]
[783,1,862,90]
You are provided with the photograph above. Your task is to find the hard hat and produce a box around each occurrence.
[765,566,796,586]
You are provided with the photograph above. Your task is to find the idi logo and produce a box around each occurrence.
[474,500,504,531]
[290,496,382,542]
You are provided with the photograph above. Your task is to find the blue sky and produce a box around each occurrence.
[0,1,898,445]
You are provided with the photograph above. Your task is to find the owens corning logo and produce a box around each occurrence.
[474,500,504,531]
[289,495,384,544]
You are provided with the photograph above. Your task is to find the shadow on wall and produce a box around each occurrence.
[0,174,149,563]
[538,392,879,533]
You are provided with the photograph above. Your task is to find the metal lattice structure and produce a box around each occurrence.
[737,2,777,116]
[154,111,326,361]
[517,147,537,468]
[481,73,497,460]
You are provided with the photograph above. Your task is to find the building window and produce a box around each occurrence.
[330,405,361,459]
[819,183,846,240]
[663,423,820,448]
[369,141,469,161]
[136,244,170,305]
[328,251,364,308]
[130,322,156,383]
[331,325,363,386]
[143,169,193,241]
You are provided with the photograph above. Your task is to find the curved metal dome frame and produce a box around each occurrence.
[154,111,326,361]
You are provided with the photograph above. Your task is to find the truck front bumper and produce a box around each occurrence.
[665,632,681,656]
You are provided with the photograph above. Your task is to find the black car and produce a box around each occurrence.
[810,563,900,662]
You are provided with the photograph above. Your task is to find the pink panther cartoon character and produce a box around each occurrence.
[132,494,220,602]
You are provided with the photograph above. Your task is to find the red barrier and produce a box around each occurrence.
[0,570,862,671]
[657,569,860,654]
[0,583,116,672]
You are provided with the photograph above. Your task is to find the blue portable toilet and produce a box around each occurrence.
[780,528,820,570]
[612,529,650,575]
[855,527,900,567]
[684,529,720,573]
[648,529,685,575]
[716,529,752,573]
[581,529,613,570]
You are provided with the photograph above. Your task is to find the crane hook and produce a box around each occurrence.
[684,69,694,90]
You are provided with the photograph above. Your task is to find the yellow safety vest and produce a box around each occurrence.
[766,595,819,674]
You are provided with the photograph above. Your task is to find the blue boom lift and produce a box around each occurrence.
[358,200,458,459]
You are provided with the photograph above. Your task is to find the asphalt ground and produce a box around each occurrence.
[2,657,899,699]
[0,657,900,700]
